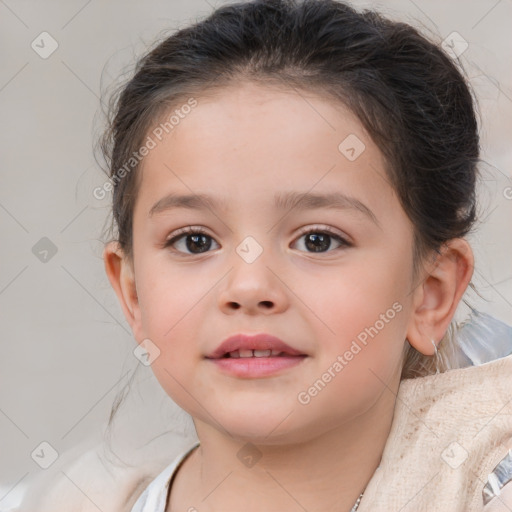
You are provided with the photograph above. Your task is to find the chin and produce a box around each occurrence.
[214,404,312,445]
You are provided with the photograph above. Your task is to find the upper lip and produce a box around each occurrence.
[206,333,307,359]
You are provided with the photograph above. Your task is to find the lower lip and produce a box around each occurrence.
[207,355,308,378]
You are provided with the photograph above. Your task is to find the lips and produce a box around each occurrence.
[205,333,306,359]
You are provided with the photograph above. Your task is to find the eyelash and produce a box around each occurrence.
[164,225,352,256]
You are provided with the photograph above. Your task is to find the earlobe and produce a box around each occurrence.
[406,239,474,356]
[103,241,141,336]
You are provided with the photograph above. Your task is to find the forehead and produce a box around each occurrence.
[135,82,400,221]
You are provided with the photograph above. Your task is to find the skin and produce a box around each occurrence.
[104,81,474,512]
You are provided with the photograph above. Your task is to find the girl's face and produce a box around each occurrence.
[126,82,420,443]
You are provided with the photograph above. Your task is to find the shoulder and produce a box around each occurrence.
[482,481,512,512]
[14,442,174,512]
[483,438,512,512]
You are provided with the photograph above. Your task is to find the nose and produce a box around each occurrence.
[218,253,289,315]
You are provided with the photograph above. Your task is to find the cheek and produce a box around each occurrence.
[137,273,205,410]
[301,258,410,336]
[297,259,412,395]
[294,276,409,428]
[137,260,208,337]
[134,263,211,400]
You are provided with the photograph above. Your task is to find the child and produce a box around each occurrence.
[14,0,512,511]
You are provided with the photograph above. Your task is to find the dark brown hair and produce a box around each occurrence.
[99,0,480,441]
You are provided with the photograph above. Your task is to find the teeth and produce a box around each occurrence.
[226,349,284,358]
[253,349,272,357]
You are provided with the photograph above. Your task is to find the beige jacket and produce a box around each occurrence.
[13,354,512,512]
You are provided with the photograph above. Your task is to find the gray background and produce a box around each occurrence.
[1,0,511,507]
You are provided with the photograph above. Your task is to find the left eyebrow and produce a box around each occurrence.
[149,190,380,227]
[275,191,379,227]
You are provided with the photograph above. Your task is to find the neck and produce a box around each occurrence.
[168,388,397,512]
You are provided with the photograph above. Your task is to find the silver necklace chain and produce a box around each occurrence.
[350,492,364,511]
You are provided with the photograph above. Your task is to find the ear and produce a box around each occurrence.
[103,241,143,341]
[406,238,474,355]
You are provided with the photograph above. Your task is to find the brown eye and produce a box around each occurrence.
[292,228,351,253]
[165,228,219,255]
